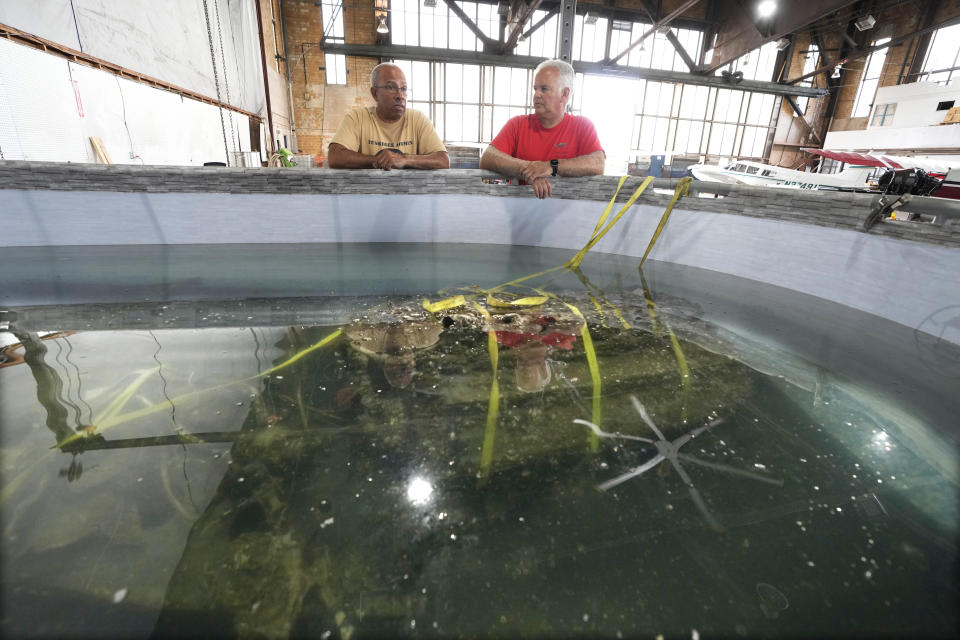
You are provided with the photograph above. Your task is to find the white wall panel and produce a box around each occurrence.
[0,0,265,114]
[0,0,81,49]
[0,39,252,165]
[0,39,90,161]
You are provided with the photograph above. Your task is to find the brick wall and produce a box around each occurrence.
[768,32,832,168]
[282,0,382,159]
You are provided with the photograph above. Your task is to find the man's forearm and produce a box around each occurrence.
[401,151,450,169]
[327,144,375,169]
[557,150,605,177]
[479,146,527,177]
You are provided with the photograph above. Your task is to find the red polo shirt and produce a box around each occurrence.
[490,113,604,162]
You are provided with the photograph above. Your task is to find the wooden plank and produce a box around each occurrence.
[89,137,112,164]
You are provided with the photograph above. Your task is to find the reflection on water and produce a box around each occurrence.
[1,246,958,638]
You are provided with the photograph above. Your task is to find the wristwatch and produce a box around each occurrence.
[550,159,559,177]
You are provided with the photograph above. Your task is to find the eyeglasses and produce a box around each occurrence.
[374,84,409,95]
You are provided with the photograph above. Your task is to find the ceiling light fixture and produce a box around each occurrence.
[424,0,436,6]
[832,65,842,79]
[376,13,389,33]
[756,0,777,19]
[584,11,598,25]
[854,14,876,31]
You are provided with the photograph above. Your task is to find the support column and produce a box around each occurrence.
[559,0,576,62]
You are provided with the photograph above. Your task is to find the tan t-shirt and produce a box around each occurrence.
[330,107,446,156]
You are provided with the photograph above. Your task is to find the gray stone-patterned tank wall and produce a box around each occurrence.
[1,161,959,248]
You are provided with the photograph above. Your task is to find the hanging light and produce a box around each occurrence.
[756,0,777,19]
[832,65,842,79]
[375,0,389,35]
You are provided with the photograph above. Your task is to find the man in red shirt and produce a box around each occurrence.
[479,59,605,199]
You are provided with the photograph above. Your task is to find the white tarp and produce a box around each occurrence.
[0,38,252,164]
[0,0,265,114]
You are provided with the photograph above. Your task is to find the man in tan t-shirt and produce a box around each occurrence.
[328,63,449,170]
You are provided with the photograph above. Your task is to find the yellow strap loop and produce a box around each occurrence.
[422,295,467,313]
[638,176,693,269]
[486,293,549,309]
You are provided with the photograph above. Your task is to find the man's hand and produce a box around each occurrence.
[521,160,552,183]
[372,149,406,170]
[531,177,552,199]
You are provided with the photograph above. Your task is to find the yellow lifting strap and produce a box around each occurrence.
[473,302,500,484]
[638,176,693,269]
[486,286,549,309]
[561,300,602,452]
[567,176,654,269]
[569,266,631,330]
[639,271,691,420]
[256,328,343,378]
[53,328,345,450]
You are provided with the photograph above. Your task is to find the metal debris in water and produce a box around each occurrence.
[576,395,784,531]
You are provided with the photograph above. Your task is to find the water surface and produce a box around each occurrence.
[2,243,957,638]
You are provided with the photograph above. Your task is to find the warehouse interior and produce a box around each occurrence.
[3,3,960,639]
[1,0,959,174]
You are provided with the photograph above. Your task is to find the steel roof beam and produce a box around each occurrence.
[705,0,859,74]
[320,41,827,97]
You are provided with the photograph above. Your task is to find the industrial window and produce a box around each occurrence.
[919,23,960,85]
[870,102,896,126]
[718,41,780,82]
[391,1,703,68]
[630,80,777,160]
[321,0,346,85]
[511,9,559,59]
[321,0,345,39]
[851,38,890,118]
[606,21,704,71]
[324,54,347,85]
[391,0,499,52]
[795,44,820,115]
[391,60,530,145]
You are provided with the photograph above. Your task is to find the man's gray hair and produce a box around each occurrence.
[534,59,575,93]
[370,62,402,87]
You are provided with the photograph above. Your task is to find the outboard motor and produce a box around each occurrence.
[878,168,942,197]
